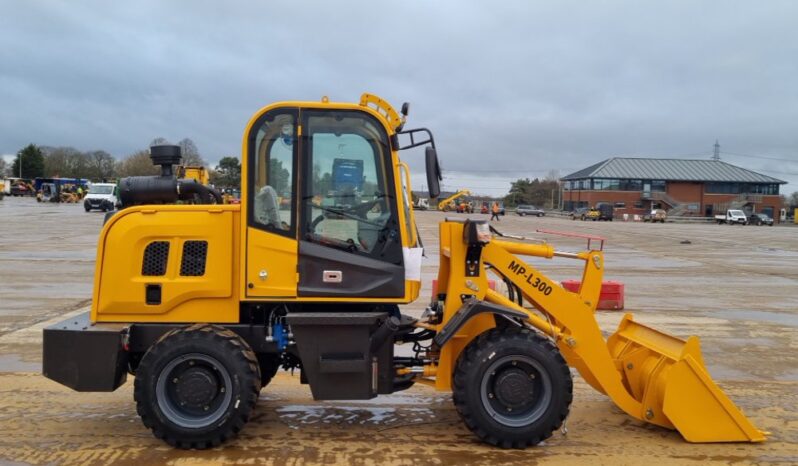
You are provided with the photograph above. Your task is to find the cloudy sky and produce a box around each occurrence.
[1,1,797,195]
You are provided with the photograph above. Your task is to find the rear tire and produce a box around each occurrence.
[134,324,261,449]
[453,327,572,449]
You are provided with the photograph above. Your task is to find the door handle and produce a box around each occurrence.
[323,270,343,283]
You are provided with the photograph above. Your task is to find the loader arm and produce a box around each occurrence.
[437,190,470,211]
[431,220,766,443]
[480,241,644,421]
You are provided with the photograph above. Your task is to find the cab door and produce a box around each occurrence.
[245,108,300,298]
[297,109,405,298]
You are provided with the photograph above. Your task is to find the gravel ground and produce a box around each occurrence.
[0,198,796,465]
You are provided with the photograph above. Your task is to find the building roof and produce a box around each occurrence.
[561,157,786,184]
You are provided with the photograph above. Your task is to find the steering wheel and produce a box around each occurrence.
[309,198,382,232]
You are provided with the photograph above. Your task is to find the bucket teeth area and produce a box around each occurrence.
[607,314,766,443]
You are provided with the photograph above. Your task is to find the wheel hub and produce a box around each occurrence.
[480,354,553,427]
[156,353,233,428]
[174,367,219,409]
[494,367,535,410]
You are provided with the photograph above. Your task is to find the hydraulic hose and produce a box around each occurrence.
[178,179,222,204]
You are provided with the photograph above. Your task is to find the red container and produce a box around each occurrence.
[561,280,624,311]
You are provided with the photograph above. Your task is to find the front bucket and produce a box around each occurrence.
[607,314,767,442]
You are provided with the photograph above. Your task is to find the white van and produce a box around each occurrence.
[84,183,118,212]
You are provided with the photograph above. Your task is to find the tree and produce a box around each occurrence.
[86,150,116,180]
[211,156,241,188]
[269,159,290,195]
[115,150,160,177]
[504,177,560,209]
[12,144,45,179]
[544,169,560,182]
[148,137,206,167]
[788,191,798,209]
[178,138,206,167]
[42,146,88,178]
[0,158,7,177]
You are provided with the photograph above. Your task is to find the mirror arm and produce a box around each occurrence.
[396,128,436,151]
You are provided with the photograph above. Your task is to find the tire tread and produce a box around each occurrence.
[452,327,572,449]
[133,324,260,449]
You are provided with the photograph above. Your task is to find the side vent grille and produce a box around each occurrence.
[180,241,208,276]
[142,241,170,276]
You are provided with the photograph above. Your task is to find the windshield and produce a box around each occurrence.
[729,210,744,216]
[89,185,114,195]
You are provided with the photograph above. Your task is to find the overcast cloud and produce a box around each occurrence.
[1,1,797,195]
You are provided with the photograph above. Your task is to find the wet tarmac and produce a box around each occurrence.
[0,198,797,464]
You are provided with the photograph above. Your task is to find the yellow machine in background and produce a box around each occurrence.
[438,189,471,211]
[177,166,210,186]
[43,93,764,450]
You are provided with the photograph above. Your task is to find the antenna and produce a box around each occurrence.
[712,139,720,161]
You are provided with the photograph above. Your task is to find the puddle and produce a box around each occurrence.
[706,364,757,381]
[0,354,39,372]
[275,404,435,427]
[710,309,798,327]
[774,368,798,382]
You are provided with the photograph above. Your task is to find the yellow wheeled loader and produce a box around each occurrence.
[43,93,765,449]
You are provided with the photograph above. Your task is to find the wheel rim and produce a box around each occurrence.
[156,353,233,428]
[480,355,552,427]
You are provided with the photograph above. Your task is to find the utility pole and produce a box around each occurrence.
[712,140,720,161]
[19,153,22,178]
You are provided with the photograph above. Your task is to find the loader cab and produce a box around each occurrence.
[244,99,424,301]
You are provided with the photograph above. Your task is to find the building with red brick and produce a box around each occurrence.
[562,158,786,221]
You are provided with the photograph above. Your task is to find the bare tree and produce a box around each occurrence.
[86,150,116,181]
[42,146,88,178]
[115,150,160,177]
[0,157,7,177]
[150,137,170,146]
[544,169,561,182]
[178,138,206,166]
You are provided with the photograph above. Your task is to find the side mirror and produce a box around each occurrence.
[401,102,410,116]
[425,146,441,198]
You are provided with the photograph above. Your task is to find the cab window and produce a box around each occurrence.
[302,110,401,263]
[249,109,297,236]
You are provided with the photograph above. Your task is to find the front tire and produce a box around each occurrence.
[453,327,572,449]
[134,324,261,449]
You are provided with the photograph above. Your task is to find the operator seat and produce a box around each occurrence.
[255,185,282,229]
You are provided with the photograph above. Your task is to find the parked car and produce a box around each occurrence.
[585,205,613,221]
[643,209,667,223]
[748,213,774,226]
[516,205,544,217]
[715,209,747,225]
[570,207,590,220]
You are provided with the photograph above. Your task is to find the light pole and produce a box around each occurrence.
[19,152,22,178]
